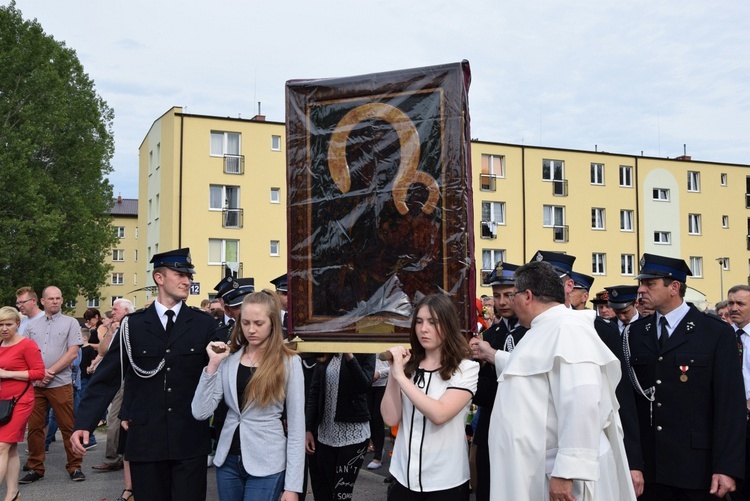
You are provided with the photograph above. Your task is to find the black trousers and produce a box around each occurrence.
[367,386,386,460]
[641,483,717,501]
[315,439,369,500]
[130,456,207,501]
[388,479,470,501]
[473,440,491,501]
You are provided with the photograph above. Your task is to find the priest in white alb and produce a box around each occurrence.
[484,261,635,501]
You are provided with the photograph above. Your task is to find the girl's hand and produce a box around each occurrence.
[205,342,230,374]
[280,491,299,501]
[387,346,410,380]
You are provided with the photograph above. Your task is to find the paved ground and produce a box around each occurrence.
[3,428,402,500]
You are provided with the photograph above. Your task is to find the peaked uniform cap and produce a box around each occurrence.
[221,278,255,307]
[570,271,595,291]
[605,285,639,310]
[636,253,692,283]
[590,290,610,305]
[485,261,519,286]
[270,274,288,292]
[151,248,195,274]
[531,250,576,276]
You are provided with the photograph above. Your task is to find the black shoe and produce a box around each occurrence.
[70,469,86,481]
[22,463,30,472]
[19,470,44,484]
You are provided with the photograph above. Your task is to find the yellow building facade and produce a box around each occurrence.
[72,197,147,317]
[473,141,750,306]
[134,107,748,309]
[138,107,287,305]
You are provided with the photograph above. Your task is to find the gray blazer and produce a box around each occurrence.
[192,351,305,493]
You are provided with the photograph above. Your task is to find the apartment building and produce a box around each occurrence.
[72,196,147,317]
[136,107,749,309]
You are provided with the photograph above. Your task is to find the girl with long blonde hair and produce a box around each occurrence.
[192,290,305,500]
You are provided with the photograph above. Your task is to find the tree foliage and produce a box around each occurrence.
[0,2,117,307]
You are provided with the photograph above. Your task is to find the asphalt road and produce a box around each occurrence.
[5,429,397,500]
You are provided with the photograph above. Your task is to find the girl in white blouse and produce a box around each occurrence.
[381,294,479,500]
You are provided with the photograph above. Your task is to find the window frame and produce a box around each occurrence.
[654,231,671,244]
[542,205,565,227]
[653,188,670,201]
[542,159,564,182]
[619,165,633,187]
[481,249,506,277]
[621,254,635,276]
[590,163,604,185]
[620,209,634,232]
[689,256,703,278]
[591,208,606,230]
[687,171,701,192]
[210,131,241,157]
[111,273,124,285]
[271,135,282,151]
[112,249,125,262]
[270,240,280,256]
[270,188,281,204]
[209,185,240,211]
[592,253,606,275]
[115,226,125,238]
[688,213,702,235]
[208,238,240,265]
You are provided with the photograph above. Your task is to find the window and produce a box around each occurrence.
[115,226,125,238]
[133,273,137,285]
[620,210,634,232]
[721,173,727,186]
[621,254,635,276]
[111,273,124,285]
[134,249,138,261]
[619,166,633,187]
[111,296,122,307]
[543,205,565,227]
[687,171,701,192]
[270,240,280,256]
[112,249,124,262]
[271,135,281,151]
[654,231,671,244]
[481,201,506,238]
[209,185,240,210]
[210,131,241,157]
[542,159,564,182]
[481,249,506,276]
[591,208,605,230]
[689,257,703,277]
[480,154,505,190]
[87,298,100,308]
[135,227,138,239]
[155,194,160,219]
[688,214,702,235]
[653,188,670,201]
[590,163,604,185]
[722,215,729,228]
[592,253,606,275]
[208,239,239,265]
[270,188,281,204]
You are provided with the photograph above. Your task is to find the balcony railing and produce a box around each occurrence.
[222,262,243,279]
[553,225,569,242]
[480,174,497,191]
[223,208,244,229]
[553,179,568,196]
[224,154,245,174]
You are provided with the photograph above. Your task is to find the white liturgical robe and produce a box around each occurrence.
[488,305,636,500]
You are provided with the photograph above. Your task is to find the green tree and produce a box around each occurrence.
[0,2,117,308]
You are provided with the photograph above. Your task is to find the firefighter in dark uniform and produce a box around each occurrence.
[625,253,745,500]
[71,248,218,501]
[569,270,595,310]
[213,277,254,342]
[534,250,645,495]
[271,274,289,340]
[470,261,527,501]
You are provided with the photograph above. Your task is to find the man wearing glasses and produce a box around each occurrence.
[15,286,45,335]
[487,261,635,500]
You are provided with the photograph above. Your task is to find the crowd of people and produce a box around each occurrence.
[0,246,748,500]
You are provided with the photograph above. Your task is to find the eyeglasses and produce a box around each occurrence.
[15,298,34,307]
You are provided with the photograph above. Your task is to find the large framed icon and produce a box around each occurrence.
[286,61,475,342]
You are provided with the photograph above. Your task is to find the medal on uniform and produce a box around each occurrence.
[679,365,689,382]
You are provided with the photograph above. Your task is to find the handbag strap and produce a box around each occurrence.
[13,381,31,402]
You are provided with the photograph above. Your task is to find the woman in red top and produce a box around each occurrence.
[0,306,45,501]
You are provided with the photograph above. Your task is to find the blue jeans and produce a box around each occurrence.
[216,454,285,501]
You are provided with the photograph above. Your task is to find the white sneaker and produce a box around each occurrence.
[367,460,382,470]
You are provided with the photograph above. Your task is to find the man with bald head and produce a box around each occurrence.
[22,286,84,483]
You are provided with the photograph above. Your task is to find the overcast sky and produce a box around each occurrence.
[9,0,750,198]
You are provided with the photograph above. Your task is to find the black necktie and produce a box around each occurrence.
[227,318,235,332]
[737,329,745,360]
[659,316,669,349]
[165,310,175,337]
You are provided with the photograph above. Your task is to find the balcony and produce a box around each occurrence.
[553,179,568,196]
[480,221,497,239]
[223,208,244,229]
[553,225,569,243]
[224,154,245,174]
[222,262,243,279]
[480,174,497,191]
